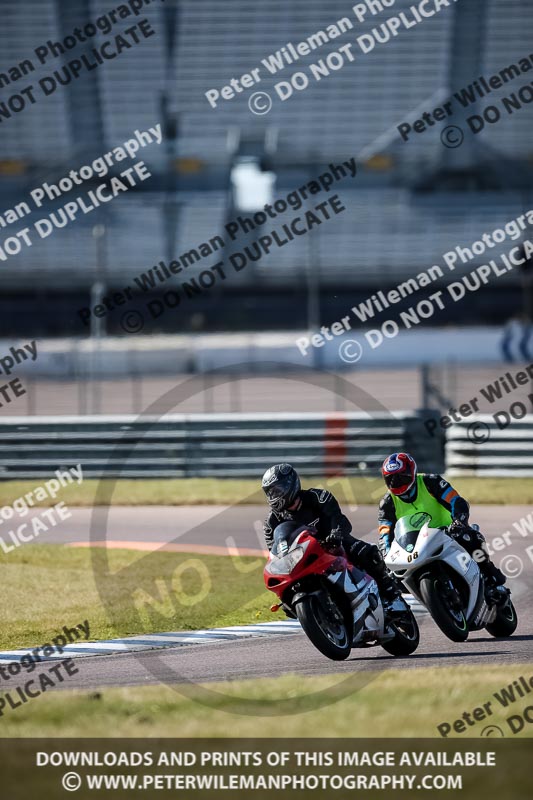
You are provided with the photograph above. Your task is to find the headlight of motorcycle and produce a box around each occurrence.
[269,542,309,575]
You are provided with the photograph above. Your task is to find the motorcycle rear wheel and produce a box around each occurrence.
[296,593,351,661]
[419,573,469,642]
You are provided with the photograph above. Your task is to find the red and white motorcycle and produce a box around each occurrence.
[264,522,419,661]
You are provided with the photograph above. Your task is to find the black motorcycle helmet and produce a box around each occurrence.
[261,463,301,513]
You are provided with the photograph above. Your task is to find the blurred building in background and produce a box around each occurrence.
[0,0,532,419]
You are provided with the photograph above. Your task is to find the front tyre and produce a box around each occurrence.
[295,593,351,661]
[419,572,469,642]
[381,609,420,656]
[486,599,518,638]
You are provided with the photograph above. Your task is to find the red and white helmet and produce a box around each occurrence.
[381,452,417,496]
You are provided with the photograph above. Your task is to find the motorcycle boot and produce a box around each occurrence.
[486,584,511,606]
[349,540,404,617]
[453,526,507,589]
[470,537,507,590]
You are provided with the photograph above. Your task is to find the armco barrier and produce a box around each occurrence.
[446,415,533,476]
[0,413,443,479]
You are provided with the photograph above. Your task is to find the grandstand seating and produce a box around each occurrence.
[1,187,531,289]
[2,0,531,164]
[0,0,531,294]
[1,2,71,160]
[482,0,533,160]
[173,0,454,163]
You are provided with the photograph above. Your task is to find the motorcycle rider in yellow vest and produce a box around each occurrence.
[378,452,508,602]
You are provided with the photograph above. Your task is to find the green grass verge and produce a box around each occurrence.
[0,476,532,507]
[1,665,532,737]
[0,544,272,650]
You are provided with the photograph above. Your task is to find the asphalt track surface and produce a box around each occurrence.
[13,506,533,691]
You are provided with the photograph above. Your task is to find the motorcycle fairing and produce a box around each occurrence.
[386,523,482,620]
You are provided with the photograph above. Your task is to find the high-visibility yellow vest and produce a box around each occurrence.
[391,475,452,528]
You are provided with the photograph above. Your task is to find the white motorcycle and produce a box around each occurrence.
[385,512,518,642]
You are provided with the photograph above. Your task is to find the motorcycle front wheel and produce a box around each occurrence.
[486,598,518,638]
[381,609,420,656]
[419,571,469,642]
[295,593,351,660]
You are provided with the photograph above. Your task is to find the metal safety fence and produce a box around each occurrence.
[0,412,443,479]
[446,416,533,476]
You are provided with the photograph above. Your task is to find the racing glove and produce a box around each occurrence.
[448,519,468,536]
[378,533,392,556]
[324,530,342,549]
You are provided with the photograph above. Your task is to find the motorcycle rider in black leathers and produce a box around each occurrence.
[262,463,401,607]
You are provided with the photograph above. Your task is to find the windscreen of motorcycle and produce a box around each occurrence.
[394,511,432,551]
[272,521,307,556]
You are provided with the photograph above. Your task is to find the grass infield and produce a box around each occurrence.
[0,476,530,507]
[0,544,273,651]
[0,665,532,738]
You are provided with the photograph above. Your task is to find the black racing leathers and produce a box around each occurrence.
[264,488,353,551]
[263,488,400,602]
